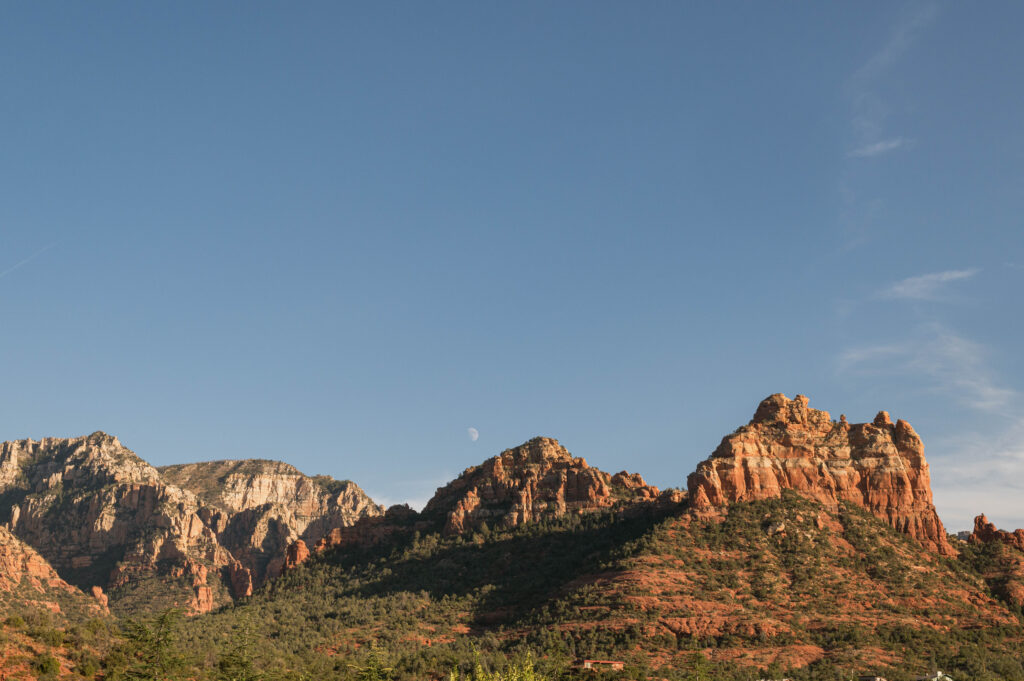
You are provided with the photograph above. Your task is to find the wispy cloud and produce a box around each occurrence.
[931,415,1024,531]
[848,5,936,146]
[838,324,1014,414]
[847,137,911,158]
[879,268,978,301]
[847,320,1024,531]
[836,343,908,370]
[838,6,936,248]
[0,243,57,281]
[851,5,937,86]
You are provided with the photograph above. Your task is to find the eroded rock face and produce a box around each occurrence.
[280,503,421,573]
[281,438,666,571]
[0,525,107,621]
[0,433,233,611]
[0,526,74,594]
[687,394,954,556]
[970,515,1024,552]
[159,460,383,582]
[284,539,310,570]
[0,434,381,613]
[424,437,660,535]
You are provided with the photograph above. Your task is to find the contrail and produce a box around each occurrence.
[0,243,57,280]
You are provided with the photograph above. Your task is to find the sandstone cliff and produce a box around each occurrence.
[424,437,660,535]
[159,460,383,581]
[687,394,953,556]
[281,438,668,571]
[0,433,233,614]
[0,433,381,614]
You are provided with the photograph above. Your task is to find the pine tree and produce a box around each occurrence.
[120,608,187,681]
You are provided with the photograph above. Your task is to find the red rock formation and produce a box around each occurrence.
[284,539,310,570]
[90,585,109,609]
[970,514,1024,552]
[0,433,383,613]
[612,472,658,498]
[190,585,214,614]
[226,560,253,598]
[159,459,383,585]
[278,448,671,571]
[688,394,954,556]
[0,527,75,594]
[0,526,108,620]
[424,437,659,535]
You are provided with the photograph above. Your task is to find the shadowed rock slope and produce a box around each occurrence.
[0,525,106,619]
[0,526,115,678]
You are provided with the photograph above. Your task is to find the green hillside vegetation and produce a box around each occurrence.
[7,491,1024,680]
[140,492,1021,681]
[175,502,680,680]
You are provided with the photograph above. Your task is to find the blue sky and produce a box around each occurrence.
[1,3,1022,531]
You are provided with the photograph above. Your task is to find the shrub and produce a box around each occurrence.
[32,652,61,675]
[4,614,25,628]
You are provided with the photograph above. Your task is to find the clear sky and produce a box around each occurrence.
[1,3,1022,532]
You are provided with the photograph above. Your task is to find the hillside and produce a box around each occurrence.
[174,490,1024,680]
[172,396,1024,680]
[0,526,115,678]
[2,394,1024,680]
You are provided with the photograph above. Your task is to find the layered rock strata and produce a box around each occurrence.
[282,438,668,570]
[0,433,232,613]
[424,437,660,535]
[0,434,381,613]
[687,394,954,556]
[159,460,383,582]
[0,526,78,595]
[0,525,107,620]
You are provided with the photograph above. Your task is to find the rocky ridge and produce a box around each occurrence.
[281,437,671,570]
[422,437,662,535]
[0,526,81,598]
[205,469,1024,677]
[159,460,383,580]
[0,433,381,614]
[0,433,229,614]
[687,393,954,556]
[0,395,993,622]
